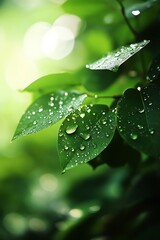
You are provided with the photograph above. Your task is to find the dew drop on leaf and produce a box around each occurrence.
[66,124,78,135]
[79,132,91,140]
[80,113,85,118]
[33,120,37,125]
[138,124,143,130]
[130,133,138,140]
[138,108,145,114]
[79,144,85,151]
[64,145,69,150]
[149,129,154,135]
[38,107,43,113]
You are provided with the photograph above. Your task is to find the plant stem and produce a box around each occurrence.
[87,93,121,100]
[116,0,138,38]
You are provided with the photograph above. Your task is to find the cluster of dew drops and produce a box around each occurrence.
[25,91,85,130]
[118,85,155,142]
[59,104,116,167]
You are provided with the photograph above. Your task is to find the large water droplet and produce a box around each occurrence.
[79,144,85,151]
[66,124,78,135]
[130,133,138,140]
[79,132,91,140]
[80,113,85,118]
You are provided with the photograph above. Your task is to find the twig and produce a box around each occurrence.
[117,0,138,38]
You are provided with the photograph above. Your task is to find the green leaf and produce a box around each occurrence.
[23,73,82,92]
[117,84,160,157]
[147,55,160,83]
[58,105,116,171]
[86,40,150,72]
[125,0,160,18]
[12,91,87,140]
[63,0,107,18]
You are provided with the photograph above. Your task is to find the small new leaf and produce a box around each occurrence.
[86,40,150,71]
[117,84,160,157]
[58,104,116,171]
[12,91,87,140]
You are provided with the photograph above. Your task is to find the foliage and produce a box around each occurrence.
[10,0,160,239]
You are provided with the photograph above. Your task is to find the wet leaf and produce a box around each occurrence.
[58,105,116,171]
[12,91,87,140]
[23,73,82,92]
[86,40,150,72]
[146,55,160,83]
[117,84,160,157]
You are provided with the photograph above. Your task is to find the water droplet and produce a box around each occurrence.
[71,148,75,152]
[33,120,37,125]
[149,102,153,106]
[130,133,138,140]
[138,124,143,129]
[149,129,154,135]
[137,86,141,91]
[59,101,63,105]
[86,125,90,130]
[64,145,69,150]
[92,143,97,149]
[66,124,78,134]
[27,116,31,119]
[49,102,54,107]
[102,120,107,125]
[64,92,68,96]
[68,107,73,112]
[138,109,145,114]
[80,113,85,118]
[50,97,54,101]
[79,132,91,140]
[94,94,98,99]
[79,144,85,151]
[132,10,141,16]
[38,107,43,113]
[32,111,35,115]
[59,132,63,137]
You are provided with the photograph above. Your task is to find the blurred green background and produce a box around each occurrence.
[1,0,160,239]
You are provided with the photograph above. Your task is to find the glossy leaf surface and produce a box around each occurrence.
[13,91,87,140]
[58,105,116,171]
[86,40,150,72]
[117,84,160,157]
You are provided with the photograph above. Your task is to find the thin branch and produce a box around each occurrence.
[87,93,122,100]
[117,0,138,38]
